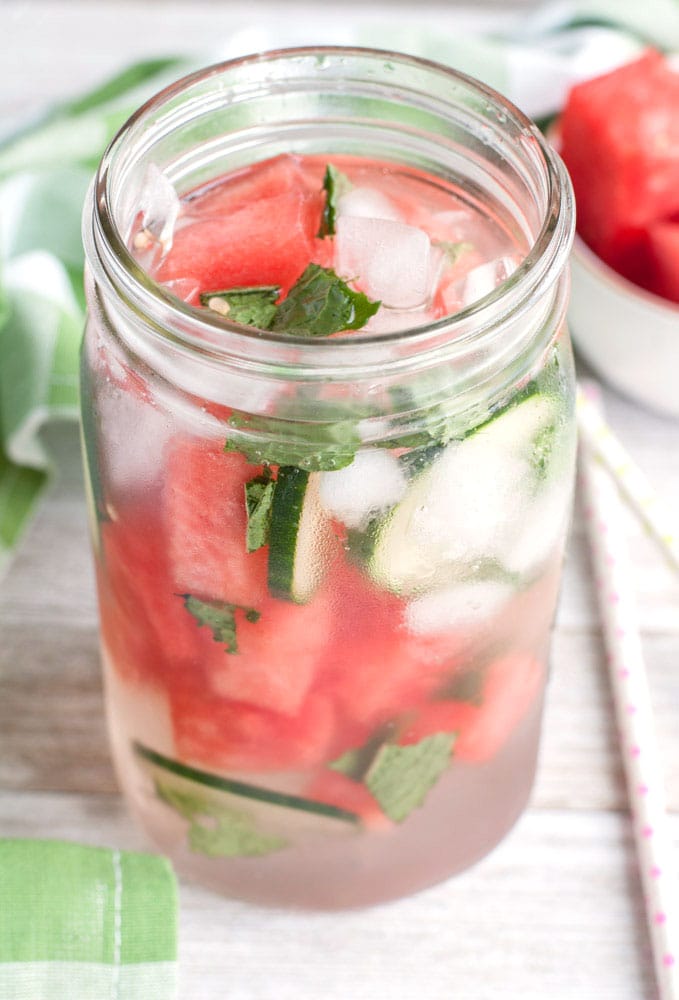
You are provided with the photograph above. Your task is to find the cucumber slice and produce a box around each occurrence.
[368,393,563,595]
[267,466,333,603]
[134,742,359,825]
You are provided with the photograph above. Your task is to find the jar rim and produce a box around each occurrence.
[85,45,574,370]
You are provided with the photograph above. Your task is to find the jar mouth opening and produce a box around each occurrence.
[87,45,574,364]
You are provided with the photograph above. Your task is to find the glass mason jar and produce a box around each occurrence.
[82,48,575,908]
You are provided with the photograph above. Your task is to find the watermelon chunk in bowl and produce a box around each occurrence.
[559,50,679,416]
[560,51,679,267]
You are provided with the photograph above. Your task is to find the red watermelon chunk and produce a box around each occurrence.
[163,437,269,608]
[171,687,336,772]
[205,592,333,716]
[157,185,321,297]
[319,562,462,736]
[98,508,198,684]
[305,770,390,829]
[561,51,679,263]
[184,154,319,220]
[458,652,542,762]
[399,652,543,762]
[644,218,679,303]
[398,700,479,748]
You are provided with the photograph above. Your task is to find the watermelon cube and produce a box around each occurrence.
[184,154,318,220]
[398,652,543,762]
[644,218,679,304]
[163,438,269,608]
[204,592,333,716]
[171,687,336,772]
[98,508,198,683]
[156,155,323,296]
[560,51,679,264]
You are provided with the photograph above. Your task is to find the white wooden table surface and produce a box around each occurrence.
[2,3,679,998]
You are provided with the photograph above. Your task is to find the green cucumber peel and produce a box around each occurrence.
[267,466,309,601]
[134,742,361,824]
[182,594,260,654]
[266,466,334,603]
[317,163,352,238]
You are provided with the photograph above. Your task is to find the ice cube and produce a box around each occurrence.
[405,580,515,635]
[138,163,180,250]
[318,450,407,530]
[335,216,435,309]
[426,209,472,243]
[462,256,519,308]
[99,386,170,494]
[502,484,571,577]
[337,186,402,222]
[365,306,436,334]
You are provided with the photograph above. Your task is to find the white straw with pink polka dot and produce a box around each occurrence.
[577,384,679,578]
[579,382,678,1000]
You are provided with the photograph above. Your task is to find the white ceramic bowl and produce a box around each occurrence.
[568,234,679,418]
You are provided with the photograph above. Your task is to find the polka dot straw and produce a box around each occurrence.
[579,382,678,1000]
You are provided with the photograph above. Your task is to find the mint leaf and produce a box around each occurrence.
[182,594,259,654]
[272,264,379,336]
[328,725,396,779]
[155,779,287,858]
[200,285,280,328]
[435,240,473,265]
[364,733,455,823]
[244,468,275,552]
[225,413,360,472]
[329,747,369,779]
[318,164,352,238]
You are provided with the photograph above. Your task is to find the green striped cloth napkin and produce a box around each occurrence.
[0,840,177,999]
[1,1,679,578]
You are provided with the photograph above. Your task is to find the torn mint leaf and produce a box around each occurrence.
[182,594,258,654]
[318,164,352,238]
[435,240,473,265]
[272,264,379,336]
[244,468,275,552]
[155,779,286,858]
[225,413,360,472]
[328,726,395,780]
[200,285,280,328]
[364,733,455,823]
[329,746,369,779]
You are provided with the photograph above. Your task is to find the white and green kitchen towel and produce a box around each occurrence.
[0,839,177,999]
[2,1,679,577]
